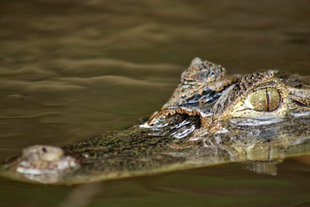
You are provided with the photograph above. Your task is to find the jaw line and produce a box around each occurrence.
[229,117,285,126]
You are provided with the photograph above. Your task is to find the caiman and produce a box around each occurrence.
[1,58,310,185]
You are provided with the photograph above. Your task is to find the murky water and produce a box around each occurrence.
[0,0,310,206]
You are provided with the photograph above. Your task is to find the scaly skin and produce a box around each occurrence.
[1,58,310,184]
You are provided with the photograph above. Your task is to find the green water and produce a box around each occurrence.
[0,0,310,206]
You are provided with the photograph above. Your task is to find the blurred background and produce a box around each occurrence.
[0,0,310,206]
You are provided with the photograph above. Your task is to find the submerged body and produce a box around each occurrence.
[2,58,310,184]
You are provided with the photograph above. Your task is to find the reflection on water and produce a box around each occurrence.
[0,0,310,206]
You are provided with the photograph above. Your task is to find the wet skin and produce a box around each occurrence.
[2,58,310,184]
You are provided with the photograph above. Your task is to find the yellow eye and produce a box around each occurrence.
[248,88,280,112]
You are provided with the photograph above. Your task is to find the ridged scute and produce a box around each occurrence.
[164,58,229,109]
[181,57,226,84]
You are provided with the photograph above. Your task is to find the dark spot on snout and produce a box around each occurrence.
[294,84,303,89]
[259,129,277,139]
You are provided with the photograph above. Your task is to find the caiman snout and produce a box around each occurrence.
[4,145,80,184]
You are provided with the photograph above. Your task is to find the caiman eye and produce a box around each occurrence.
[248,88,281,112]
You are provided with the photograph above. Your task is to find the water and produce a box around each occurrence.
[0,0,310,206]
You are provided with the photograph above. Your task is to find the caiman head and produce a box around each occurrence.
[145,58,310,163]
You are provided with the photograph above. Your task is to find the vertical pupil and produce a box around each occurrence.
[266,89,270,111]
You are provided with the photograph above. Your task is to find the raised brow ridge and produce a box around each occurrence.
[164,58,228,109]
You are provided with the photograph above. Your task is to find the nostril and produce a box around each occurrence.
[42,147,47,153]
